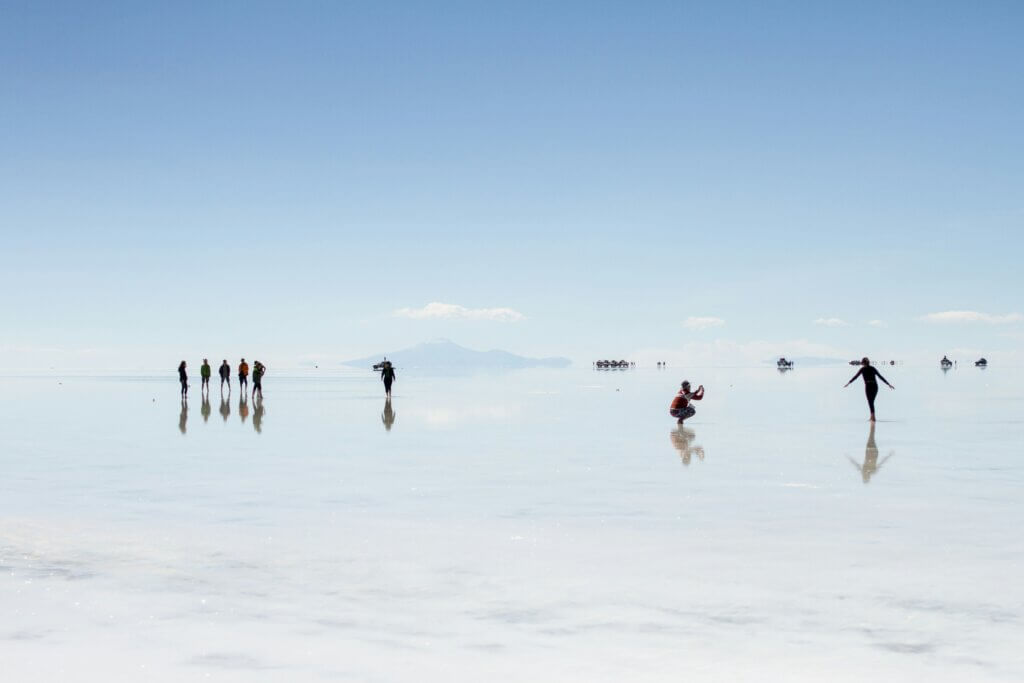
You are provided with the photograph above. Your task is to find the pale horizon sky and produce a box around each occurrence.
[2,2,1022,370]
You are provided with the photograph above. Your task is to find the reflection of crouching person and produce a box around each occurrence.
[669,380,704,424]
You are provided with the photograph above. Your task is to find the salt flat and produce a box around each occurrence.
[1,365,1022,681]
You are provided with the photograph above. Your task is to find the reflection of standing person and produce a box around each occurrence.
[380,362,396,398]
[253,398,264,434]
[201,395,211,423]
[179,399,188,434]
[239,394,249,423]
[382,398,396,431]
[238,358,249,394]
[200,358,211,393]
[669,381,704,424]
[252,361,265,399]
[178,361,188,398]
[219,396,230,422]
[849,422,893,483]
[219,359,231,391]
[844,357,894,422]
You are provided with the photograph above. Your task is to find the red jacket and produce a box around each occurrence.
[669,387,703,411]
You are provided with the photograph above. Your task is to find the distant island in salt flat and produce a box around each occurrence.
[342,339,572,370]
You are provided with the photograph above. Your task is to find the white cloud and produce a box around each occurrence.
[683,316,725,330]
[918,310,1023,325]
[868,320,886,328]
[814,317,849,327]
[394,302,526,322]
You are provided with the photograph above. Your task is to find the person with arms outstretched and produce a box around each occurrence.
[844,357,894,422]
[669,380,704,424]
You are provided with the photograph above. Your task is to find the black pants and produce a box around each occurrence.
[239,375,248,389]
[384,379,393,394]
[865,382,878,413]
[180,379,188,396]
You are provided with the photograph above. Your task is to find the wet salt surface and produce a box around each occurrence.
[2,366,1022,681]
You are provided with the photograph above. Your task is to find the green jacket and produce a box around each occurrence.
[200,364,211,378]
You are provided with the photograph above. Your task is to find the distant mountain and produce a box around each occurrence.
[765,356,847,367]
[342,339,571,370]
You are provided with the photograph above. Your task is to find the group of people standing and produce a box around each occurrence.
[177,358,267,399]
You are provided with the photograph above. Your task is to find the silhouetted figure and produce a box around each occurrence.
[201,395,211,423]
[219,359,231,392]
[252,361,266,399]
[253,397,264,433]
[200,358,211,394]
[848,422,893,484]
[380,361,396,398]
[239,394,249,424]
[219,396,230,422]
[669,380,704,424]
[238,358,249,394]
[178,399,188,434]
[844,357,894,422]
[382,397,396,431]
[178,361,188,398]
[670,425,705,466]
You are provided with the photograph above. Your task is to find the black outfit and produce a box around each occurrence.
[848,365,890,413]
[178,366,188,396]
[219,364,230,387]
[381,366,396,394]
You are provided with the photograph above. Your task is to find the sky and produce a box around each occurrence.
[2,1,1022,369]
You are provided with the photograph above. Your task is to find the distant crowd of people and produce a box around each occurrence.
[177,358,266,400]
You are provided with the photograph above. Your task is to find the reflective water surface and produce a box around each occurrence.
[2,366,1022,681]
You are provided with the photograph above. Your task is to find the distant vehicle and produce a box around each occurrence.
[941,356,953,368]
[594,359,632,369]
[975,358,988,367]
[777,357,794,369]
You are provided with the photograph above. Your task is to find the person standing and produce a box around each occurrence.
[238,358,249,394]
[219,359,231,392]
[669,380,704,424]
[252,361,265,400]
[844,357,894,422]
[380,361,396,398]
[178,360,189,398]
[200,358,212,394]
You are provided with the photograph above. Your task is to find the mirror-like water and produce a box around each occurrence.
[2,366,1022,681]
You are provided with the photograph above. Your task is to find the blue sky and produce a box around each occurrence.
[2,1,1022,369]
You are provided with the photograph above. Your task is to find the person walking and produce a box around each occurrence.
[669,380,704,424]
[380,361,396,398]
[219,359,231,392]
[252,361,265,399]
[200,358,212,394]
[178,361,189,398]
[238,358,249,394]
[844,357,894,422]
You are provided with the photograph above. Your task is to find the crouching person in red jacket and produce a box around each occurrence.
[669,381,704,424]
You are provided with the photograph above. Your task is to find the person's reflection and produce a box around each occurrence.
[201,395,211,423]
[670,426,705,466]
[239,394,249,424]
[178,399,188,435]
[382,397,396,431]
[219,396,231,422]
[253,397,264,434]
[849,422,893,484]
